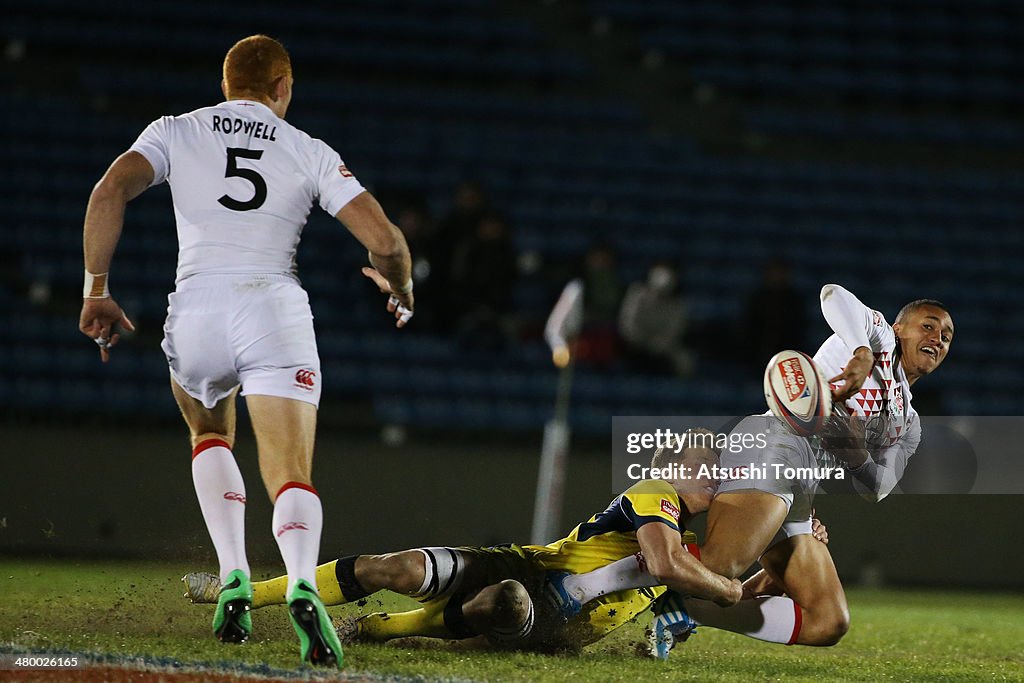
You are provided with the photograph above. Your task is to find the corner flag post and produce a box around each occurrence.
[531,279,584,545]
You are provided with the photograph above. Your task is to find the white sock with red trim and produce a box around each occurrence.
[191,439,249,583]
[684,596,802,645]
[272,482,323,596]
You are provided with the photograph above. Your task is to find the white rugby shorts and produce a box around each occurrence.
[716,415,817,549]
[161,274,322,409]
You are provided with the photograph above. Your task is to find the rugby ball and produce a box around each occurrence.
[763,350,832,437]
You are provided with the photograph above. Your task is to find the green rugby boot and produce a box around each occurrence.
[212,569,252,643]
[287,580,343,668]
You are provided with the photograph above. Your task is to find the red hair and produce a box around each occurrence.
[222,35,291,101]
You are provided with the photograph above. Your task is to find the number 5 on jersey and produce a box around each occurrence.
[219,147,266,211]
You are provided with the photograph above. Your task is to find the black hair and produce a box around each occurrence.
[895,299,950,325]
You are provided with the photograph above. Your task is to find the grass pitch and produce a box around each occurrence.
[1,559,1022,682]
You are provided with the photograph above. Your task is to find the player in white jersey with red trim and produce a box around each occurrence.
[77,35,414,669]
[548,284,953,655]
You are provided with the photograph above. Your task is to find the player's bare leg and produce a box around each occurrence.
[245,394,317,498]
[757,533,850,646]
[245,393,342,667]
[186,548,470,608]
[701,491,790,578]
[354,551,439,595]
[171,379,252,643]
[171,379,238,449]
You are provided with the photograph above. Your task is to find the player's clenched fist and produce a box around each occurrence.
[714,578,744,607]
[79,298,135,363]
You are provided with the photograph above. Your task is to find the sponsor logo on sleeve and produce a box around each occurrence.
[338,164,353,177]
[872,310,884,326]
[223,492,246,504]
[660,498,681,521]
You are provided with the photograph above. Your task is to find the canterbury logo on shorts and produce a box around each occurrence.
[294,369,316,390]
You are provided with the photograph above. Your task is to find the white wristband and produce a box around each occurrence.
[83,271,110,299]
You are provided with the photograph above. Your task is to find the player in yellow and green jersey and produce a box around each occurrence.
[182,431,742,651]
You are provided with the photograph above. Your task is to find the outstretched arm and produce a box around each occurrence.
[637,522,742,607]
[819,284,886,401]
[79,151,153,361]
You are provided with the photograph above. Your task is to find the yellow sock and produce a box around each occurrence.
[251,573,288,610]
[359,599,455,641]
[316,560,346,605]
[252,560,346,608]
[251,573,288,609]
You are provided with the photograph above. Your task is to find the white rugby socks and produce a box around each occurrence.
[685,595,802,645]
[562,552,659,603]
[191,439,250,582]
[273,482,324,595]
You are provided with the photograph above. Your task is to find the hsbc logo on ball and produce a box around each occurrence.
[778,358,808,402]
[294,369,316,390]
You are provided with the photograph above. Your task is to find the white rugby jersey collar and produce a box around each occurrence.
[222,99,278,118]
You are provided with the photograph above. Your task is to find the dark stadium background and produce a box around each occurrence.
[1,0,1021,589]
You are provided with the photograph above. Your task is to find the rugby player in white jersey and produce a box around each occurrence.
[77,35,414,668]
[548,284,953,656]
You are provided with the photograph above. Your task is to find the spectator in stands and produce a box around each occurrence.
[434,181,489,325]
[619,260,693,376]
[392,197,441,331]
[0,249,27,300]
[450,212,518,349]
[742,257,807,370]
[573,242,623,367]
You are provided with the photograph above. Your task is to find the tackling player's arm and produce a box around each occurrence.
[335,192,415,327]
[820,284,883,400]
[79,151,153,361]
[636,522,742,607]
